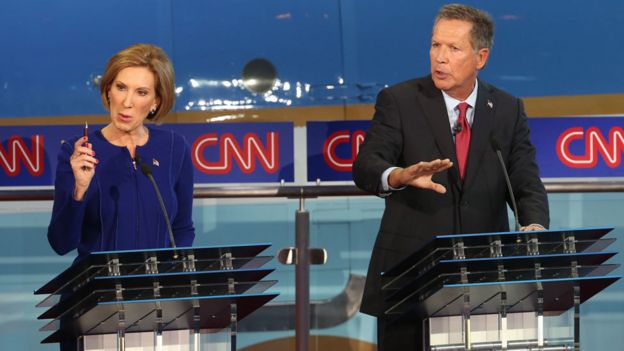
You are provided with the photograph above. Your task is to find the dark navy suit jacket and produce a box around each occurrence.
[353,75,549,316]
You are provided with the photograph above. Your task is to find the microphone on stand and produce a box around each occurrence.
[452,121,463,136]
[137,156,178,259]
[490,136,521,232]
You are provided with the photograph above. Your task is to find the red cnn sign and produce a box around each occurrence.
[556,126,624,168]
[322,130,365,172]
[0,135,45,177]
[192,132,280,174]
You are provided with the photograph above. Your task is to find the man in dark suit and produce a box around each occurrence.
[352,4,549,350]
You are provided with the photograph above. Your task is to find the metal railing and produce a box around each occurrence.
[2,181,624,201]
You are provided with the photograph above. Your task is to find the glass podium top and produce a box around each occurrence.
[36,243,272,295]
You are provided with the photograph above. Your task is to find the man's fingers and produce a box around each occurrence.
[430,159,453,172]
[407,159,453,178]
[408,162,434,174]
[430,183,447,194]
[520,224,545,231]
[437,160,453,170]
[401,159,455,192]
[411,180,447,194]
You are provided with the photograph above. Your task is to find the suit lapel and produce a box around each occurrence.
[463,80,496,190]
[415,77,457,165]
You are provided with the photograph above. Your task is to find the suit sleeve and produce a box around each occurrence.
[353,88,404,195]
[171,137,195,247]
[47,140,87,255]
[507,99,550,228]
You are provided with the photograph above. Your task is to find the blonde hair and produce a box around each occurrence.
[100,44,175,121]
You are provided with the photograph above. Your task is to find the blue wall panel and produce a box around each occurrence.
[2,1,624,118]
[0,0,173,117]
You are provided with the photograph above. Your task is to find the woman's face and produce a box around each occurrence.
[107,66,159,133]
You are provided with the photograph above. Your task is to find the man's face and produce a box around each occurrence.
[430,19,489,100]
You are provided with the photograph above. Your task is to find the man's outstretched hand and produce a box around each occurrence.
[388,159,453,194]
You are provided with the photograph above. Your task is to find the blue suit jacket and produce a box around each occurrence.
[48,126,195,262]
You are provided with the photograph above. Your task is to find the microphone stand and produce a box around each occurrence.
[491,138,521,232]
[138,159,178,259]
[448,167,462,234]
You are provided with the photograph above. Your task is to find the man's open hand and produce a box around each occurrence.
[388,159,453,193]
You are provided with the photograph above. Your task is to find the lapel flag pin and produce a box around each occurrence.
[153,158,160,167]
[487,100,493,109]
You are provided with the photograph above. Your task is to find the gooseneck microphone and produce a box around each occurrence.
[138,157,178,258]
[490,136,521,232]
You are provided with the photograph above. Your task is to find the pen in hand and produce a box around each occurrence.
[81,122,89,171]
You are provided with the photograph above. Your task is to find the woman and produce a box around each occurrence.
[47,44,195,261]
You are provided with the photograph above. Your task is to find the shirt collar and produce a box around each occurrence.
[441,79,479,112]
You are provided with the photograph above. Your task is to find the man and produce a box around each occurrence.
[352,4,549,350]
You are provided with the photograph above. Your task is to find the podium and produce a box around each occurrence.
[382,227,621,350]
[35,244,278,351]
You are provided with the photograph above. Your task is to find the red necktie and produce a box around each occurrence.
[455,102,471,181]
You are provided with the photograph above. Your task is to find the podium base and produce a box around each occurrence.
[83,329,230,351]
[428,312,576,351]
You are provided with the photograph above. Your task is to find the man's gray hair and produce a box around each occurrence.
[435,3,494,50]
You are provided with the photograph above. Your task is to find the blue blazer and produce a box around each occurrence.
[47,126,195,261]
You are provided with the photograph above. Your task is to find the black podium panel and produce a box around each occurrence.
[36,244,278,346]
[381,227,621,350]
[387,275,619,318]
[41,292,278,343]
[39,268,276,319]
[36,244,271,295]
[383,227,614,286]
[384,251,617,303]
[435,227,613,245]
[36,256,273,309]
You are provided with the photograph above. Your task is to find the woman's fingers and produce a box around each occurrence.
[74,145,94,157]
[73,136,88,149]
[70,138,98,172]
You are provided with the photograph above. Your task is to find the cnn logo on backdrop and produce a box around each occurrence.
[191,132,279,174]
[556,126,624,168]
[322,130,365,172]
[0,135,44,177]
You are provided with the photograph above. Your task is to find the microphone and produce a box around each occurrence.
[138,156,178,258]
[452,121,463,135]
[490,137,521,232]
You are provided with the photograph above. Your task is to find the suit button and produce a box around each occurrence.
[460,200,469,207]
